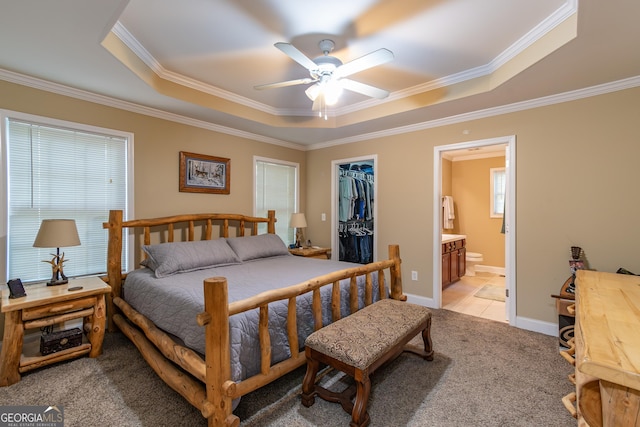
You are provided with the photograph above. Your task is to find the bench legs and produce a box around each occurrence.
[405,316,434,361]
[352,373,371,427]
[302,317,434,427]
[301,357,320,407]
[301,351,372,427]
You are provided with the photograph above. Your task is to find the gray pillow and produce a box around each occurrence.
[226,234,290,262]
[141,238,241,278]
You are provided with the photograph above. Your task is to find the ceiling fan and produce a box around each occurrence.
[254,39,394,117]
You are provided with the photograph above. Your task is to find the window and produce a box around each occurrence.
[254,157,299,245]
[3,113,131,283]
[490,167,506,218]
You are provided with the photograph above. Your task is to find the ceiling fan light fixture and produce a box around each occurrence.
[305,84,320,101]
[259,39,394,115]
[323,81,343,105]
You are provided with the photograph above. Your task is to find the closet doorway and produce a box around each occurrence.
[331,155,377,263]
[433,136,516,326]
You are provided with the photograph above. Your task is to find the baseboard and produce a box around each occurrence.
[513,316,557,336]
[404,292,557,337]
[474,265,505,276]
[405,293,437,309]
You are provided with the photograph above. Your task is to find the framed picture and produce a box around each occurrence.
[179,151,230,194]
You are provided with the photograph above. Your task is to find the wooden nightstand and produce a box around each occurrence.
[289,247,331,259]
[0,276,111,386]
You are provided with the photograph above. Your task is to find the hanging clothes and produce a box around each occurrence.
[339,166,374,264]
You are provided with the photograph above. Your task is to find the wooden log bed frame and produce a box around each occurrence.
[103,209,405,427]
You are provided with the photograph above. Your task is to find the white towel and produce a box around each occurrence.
[443,196,455,229]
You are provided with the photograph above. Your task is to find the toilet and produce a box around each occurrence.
[465,252,483,276]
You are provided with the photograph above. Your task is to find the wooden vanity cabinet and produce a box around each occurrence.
[442,238,466,288]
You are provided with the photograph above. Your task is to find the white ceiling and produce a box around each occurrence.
[1,0,639,150]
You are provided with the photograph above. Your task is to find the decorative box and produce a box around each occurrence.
[40,328,83,355]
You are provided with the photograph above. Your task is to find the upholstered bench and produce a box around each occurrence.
[301,298,434,427]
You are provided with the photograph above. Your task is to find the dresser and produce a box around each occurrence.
[570,270,640,426]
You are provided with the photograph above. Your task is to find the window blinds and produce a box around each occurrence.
[255,159,297,245]
[6,118,127,282]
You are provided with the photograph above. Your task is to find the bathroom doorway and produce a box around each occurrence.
[433,136,516,325]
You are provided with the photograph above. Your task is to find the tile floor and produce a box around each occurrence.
[442,272,507,323]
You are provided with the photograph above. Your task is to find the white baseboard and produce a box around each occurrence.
[513,316,557,336]
[474,265,505,276]
[404,292,557,337]
[405,294,437,309]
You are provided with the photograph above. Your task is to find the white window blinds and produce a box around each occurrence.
[490,167,506,218]
[6,118,128,282]
[255,158,298,245]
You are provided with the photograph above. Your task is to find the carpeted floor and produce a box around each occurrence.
[0,309,576,426]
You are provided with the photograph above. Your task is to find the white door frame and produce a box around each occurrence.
[331,155,378,261]
[433,136,516,325]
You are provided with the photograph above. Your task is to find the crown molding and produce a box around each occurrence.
[1,68,638,152]
[308,75,640,150]
[0,67,303,150]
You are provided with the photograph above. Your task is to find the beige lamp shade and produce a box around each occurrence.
[290,213,307,228]
[33,219,81,248]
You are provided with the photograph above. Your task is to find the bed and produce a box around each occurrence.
[103,209,405,427]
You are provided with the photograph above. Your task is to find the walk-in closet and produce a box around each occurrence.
[337,161,375,264]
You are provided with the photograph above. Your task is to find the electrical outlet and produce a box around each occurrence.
[411,271,418,281]
[321,213,326,221]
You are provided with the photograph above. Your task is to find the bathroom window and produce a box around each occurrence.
[490,167,505,218]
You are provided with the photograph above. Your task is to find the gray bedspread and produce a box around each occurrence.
[124,254,385,382]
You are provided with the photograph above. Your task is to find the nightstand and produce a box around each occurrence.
[289,247,331,259]
[0,276,111,386]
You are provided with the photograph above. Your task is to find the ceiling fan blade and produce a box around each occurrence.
[340,79,390,99]
[254,78,315,90]
[335,48,394,78]
[275,42,318,71]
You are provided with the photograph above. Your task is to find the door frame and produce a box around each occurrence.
[433,136,516,325]
[331,155,378,261]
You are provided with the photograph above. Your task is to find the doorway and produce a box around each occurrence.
[433,136,516,326]
[331,155,377,263]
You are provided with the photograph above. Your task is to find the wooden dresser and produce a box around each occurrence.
[571,270,640,426]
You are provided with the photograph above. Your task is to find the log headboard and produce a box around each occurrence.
[102,209,277,327]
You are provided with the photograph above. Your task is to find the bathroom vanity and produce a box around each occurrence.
[442,234,466,288]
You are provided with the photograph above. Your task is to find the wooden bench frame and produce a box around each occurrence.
[301,301,434,427]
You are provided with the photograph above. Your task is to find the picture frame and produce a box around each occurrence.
[179,151,230,194]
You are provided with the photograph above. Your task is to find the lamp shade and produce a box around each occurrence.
[33,219,81,248]
[290,213,307,228]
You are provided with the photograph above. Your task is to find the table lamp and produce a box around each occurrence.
[290,213,307,248]
[33,219,81,286]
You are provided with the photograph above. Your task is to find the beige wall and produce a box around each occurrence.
[0,81,306,218]
[0,80,305,338]
[2,79,640,332]
[452,156,506,268]
[307,86,640,324]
